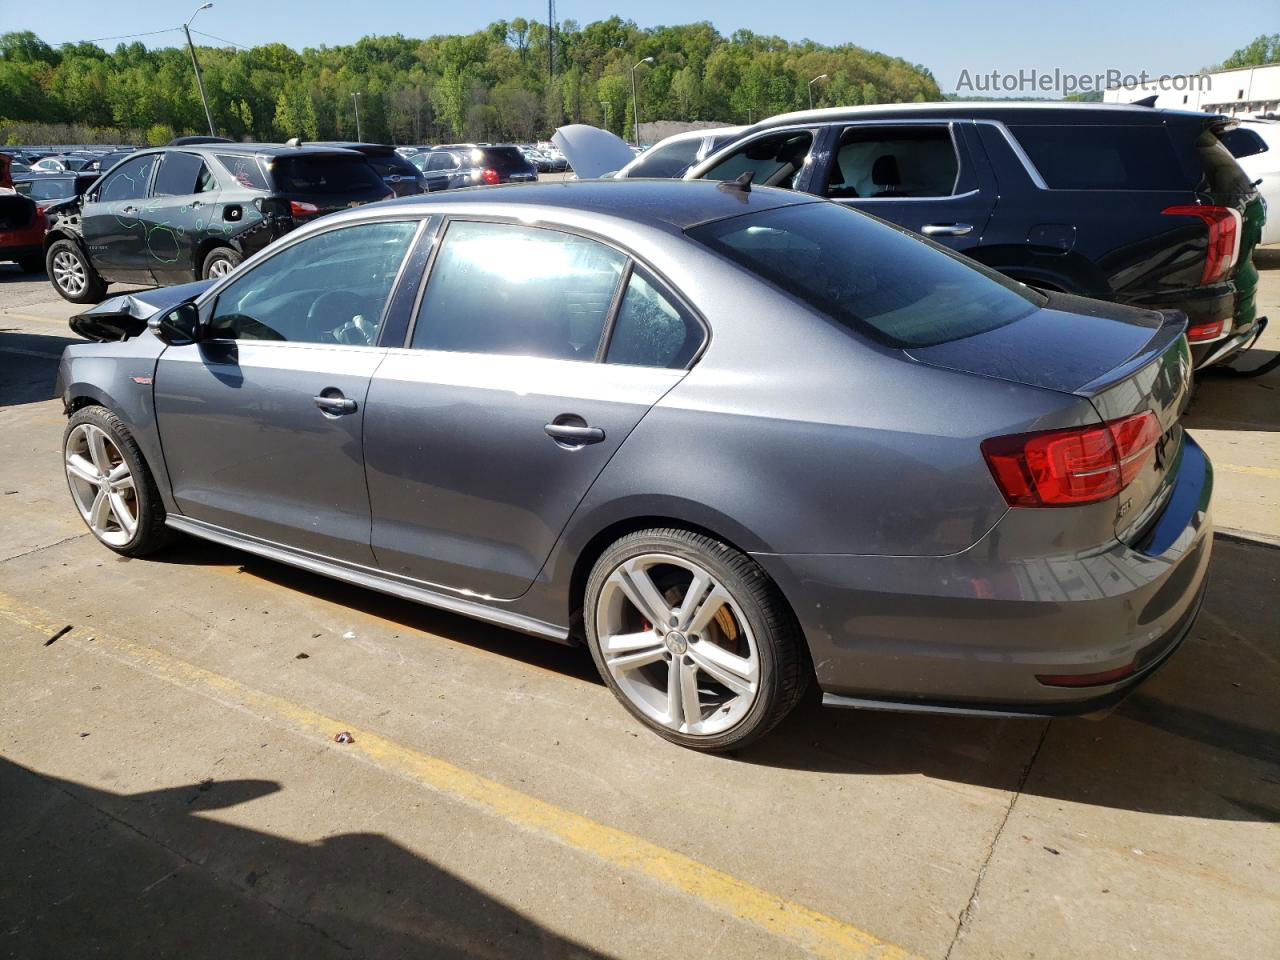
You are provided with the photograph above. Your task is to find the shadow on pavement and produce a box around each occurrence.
[148,533,1280,824]
[0,758,612,959]
[0,327,77,407]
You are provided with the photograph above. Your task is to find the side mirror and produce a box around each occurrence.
[147,302,200,345]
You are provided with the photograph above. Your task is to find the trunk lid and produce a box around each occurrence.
[908,291,1193,542]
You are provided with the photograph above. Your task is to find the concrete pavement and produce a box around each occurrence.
[1,260,1277,959]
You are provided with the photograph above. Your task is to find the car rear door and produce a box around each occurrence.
[363,219,697,599]
[141,150,222,283]
[81,152,162,282]
[814,121,996,251]
[153,217,422,565]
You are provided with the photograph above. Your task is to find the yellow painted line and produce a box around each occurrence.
[0,590,918,960]
[0,311,73,327]
[1216,463,1280,479]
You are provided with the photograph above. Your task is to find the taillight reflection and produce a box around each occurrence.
[289,199,320,219]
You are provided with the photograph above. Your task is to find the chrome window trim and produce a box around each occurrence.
[823,119,965,199]
[976,119,1050,190]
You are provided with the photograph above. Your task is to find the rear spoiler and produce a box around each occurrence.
[1076,310,1190,398]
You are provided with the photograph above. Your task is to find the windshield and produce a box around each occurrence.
[688,202,1047,348]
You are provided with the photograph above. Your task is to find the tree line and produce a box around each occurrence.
[0,19,940,146]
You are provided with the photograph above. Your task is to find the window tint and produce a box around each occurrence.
[825,126,958,199]
[699,130,814,189]
[97,154,159,202]
[479,146,533,173]
[270,155,385,195]
[1196,130,1255,194]
[217,154,268,190]
[1217,127,1269,160]
[411,221,625,361]
[1011,125,1189,190]
[689,202,1046,348]
[153,152,211,197]
[207,221,417,344]
[16,178,75,201]
[606,270,702,367]
[623,138,702,178]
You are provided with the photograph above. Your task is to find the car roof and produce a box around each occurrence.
[749,100,1217,130]
[376,177,813,231]
[144,143,364,158]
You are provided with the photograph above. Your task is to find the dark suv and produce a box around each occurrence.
[44,143,391,302]
[412,144,537,192]
[310,142,427,197]
[685,103,1266,369]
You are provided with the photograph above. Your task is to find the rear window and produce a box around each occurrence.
[1011,125,1190,190]
[477,147,531,173]
[1196,130,1255,194]
[366,152,421,179]
[269,155,386,195]
[15,178,74,201]
[216,154,268,190]
[622,138,702,178]
[688,202,1046,348]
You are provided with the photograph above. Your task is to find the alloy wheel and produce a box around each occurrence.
[52,250,86,297]
[596,553,760,737]
[207,258,234,278]
[64,423,138,547]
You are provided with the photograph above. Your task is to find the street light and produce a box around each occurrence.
[183,3,216,137]
[352,92,362,141]
[808,73,829,111]
[630,56,654,147]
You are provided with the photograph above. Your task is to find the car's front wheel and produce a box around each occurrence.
[63,406,171,557]
[47,240,107,303]
[584,528,809,751]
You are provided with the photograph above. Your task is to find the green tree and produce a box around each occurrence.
[1220,34,1280,69]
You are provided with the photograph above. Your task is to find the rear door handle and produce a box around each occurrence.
[314,394,357,415]
[544,423,605,445]
[921,223,973,237]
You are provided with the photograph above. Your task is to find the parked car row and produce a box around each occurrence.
[406,144,539,191]
[557,101,1270,372]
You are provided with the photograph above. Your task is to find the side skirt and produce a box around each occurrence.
[165,515,571,644]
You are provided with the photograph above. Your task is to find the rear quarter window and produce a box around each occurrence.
[217,154,268,190]
[1011,125,1191,190]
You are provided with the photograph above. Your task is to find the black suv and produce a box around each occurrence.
[44,143,391,303]
[310,142,427,197]
[411,144,538,192]
[685,103,1266,369]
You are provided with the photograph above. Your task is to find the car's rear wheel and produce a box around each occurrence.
[201,247,242,280]
[584,528,809,751]
[47,240,107,303]
[63,406,171,557]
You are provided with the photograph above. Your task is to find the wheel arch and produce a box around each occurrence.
[193,239,240,279]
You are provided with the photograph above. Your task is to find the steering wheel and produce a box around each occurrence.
[305,291,374,345]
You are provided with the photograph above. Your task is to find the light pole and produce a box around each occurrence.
[183,3,216,137]
[630,56,654,146]
[352,92,362,141]
[808,73,828,111]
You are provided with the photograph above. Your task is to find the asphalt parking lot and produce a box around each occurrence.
[1,256,1277,959]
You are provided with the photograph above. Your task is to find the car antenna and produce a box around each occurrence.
[718,170,754,194]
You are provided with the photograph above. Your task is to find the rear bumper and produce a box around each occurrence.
[753,436,1214,716]
[1126,281,1258,370]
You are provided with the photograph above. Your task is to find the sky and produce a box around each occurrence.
[6,0,1275,96]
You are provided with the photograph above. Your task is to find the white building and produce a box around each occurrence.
[1104,63,1280,117]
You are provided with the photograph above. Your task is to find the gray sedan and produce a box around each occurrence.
[56,180,1212,751]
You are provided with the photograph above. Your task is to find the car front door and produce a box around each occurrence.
[81,152,162,282]
[815,121,996,251]
[363,219,700,599]
[143,151,222,283]
[153,217,423,565]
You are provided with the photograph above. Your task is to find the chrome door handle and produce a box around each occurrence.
[544,422,605,445]
[314,394,357,415]
[921,223,973,237]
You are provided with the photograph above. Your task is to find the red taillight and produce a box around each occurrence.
[481,168,500,185]
[289,199,319,219]
[1162,204,1242,285]
[1185,319,1225,342]
[1036,661,1136,687]
[982,412,1161,507]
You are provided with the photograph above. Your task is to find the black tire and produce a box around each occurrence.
[46,239,107,303]
[584,527,810,752]
[16,254,44,274]
[63,405,172,557]
[201,246,242,280]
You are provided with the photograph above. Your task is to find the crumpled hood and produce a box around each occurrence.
[69,280,213,341]
[552,124,636,179]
